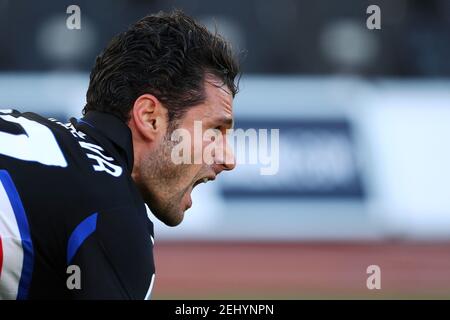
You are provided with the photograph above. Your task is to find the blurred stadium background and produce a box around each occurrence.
[1,0,450,299]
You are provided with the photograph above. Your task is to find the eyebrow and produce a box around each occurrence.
[214,116,234,130]
[217,116,234,130]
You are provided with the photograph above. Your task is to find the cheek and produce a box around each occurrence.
[174,164,202,187]
[187,164,203,179]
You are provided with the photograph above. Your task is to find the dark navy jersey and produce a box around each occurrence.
[0,109,155,300]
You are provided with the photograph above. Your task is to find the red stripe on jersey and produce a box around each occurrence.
[0,235,3,277]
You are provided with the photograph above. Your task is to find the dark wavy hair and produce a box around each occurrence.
[83,10,240,123]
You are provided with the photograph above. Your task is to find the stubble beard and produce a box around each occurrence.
[139,133,190,226]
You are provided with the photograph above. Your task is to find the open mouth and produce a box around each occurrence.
[193,175,216,189]
[183,175,216,211]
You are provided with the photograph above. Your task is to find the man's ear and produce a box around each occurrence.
[130,94,168,142]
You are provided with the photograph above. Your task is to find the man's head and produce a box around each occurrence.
[83,11,239,226]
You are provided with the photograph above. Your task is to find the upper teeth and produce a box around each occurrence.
[203,178,208,183]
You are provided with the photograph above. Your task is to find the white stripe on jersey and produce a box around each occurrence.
[0,180,24,300]
[144,273,155,300]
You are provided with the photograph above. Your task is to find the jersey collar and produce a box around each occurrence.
[78,111,134,172]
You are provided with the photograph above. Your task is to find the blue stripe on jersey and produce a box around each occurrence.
[67,213,98,264]
[0,170,34,300]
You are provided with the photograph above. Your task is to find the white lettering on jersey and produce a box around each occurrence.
[79,142,123,177]
[49,119,87,140]
[0,115,68,167]
[50,118,123,178]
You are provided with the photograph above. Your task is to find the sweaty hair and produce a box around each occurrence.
[83,10,240,124]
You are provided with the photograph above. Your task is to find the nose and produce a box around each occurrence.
[222,141,236,171]
[214,138,236,173]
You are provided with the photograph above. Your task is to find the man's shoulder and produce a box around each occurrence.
[0,108,140,215]
[0,109,87,162]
